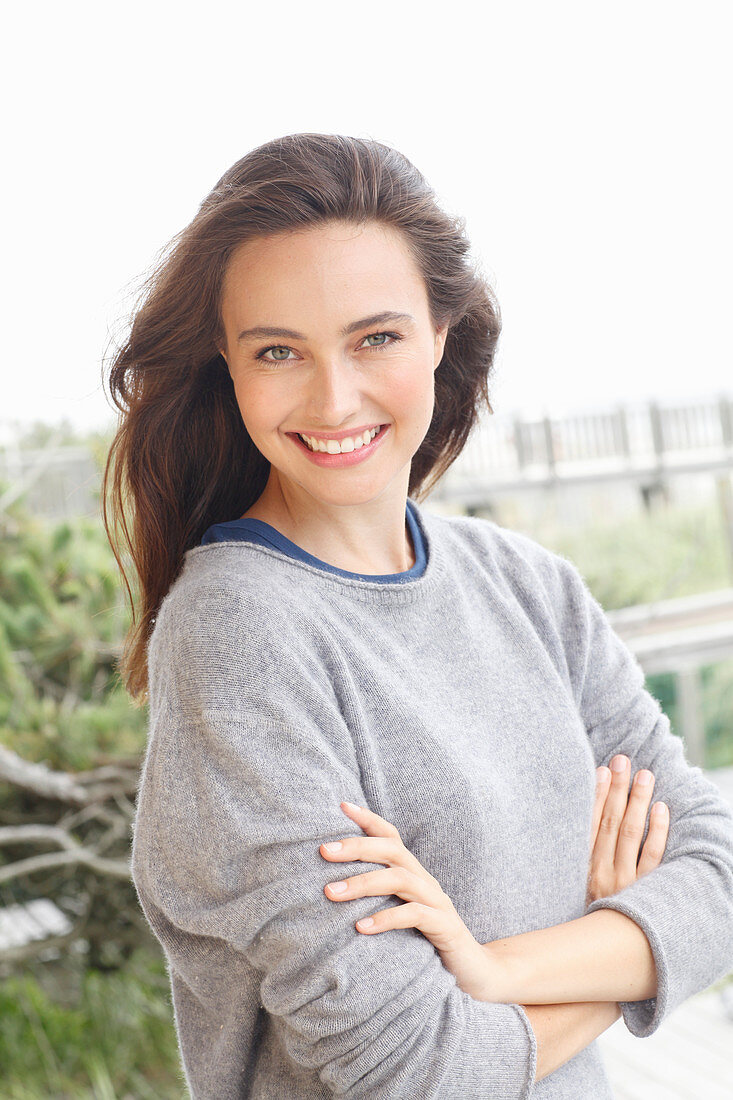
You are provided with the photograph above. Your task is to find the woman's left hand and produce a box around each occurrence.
[320,801,497,1002]
[587,758,670,904]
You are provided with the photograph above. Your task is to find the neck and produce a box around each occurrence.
[242,473,415,575]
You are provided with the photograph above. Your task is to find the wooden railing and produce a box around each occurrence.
[430,393,733,500]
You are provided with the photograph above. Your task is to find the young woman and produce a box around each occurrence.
[104,133,733,1098]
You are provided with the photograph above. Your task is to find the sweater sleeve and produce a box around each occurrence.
[542,548,733,1038]
[131,585,537,1099]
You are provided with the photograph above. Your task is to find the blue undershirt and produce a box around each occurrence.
[200,497,427,583]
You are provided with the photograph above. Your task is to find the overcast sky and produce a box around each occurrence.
[2,0,730,440]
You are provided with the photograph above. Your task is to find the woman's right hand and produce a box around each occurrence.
[586,755,670,905]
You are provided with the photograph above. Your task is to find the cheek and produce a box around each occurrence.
[232,375,283,434]
[386,362,435,417]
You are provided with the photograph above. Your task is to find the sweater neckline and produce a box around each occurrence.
[200,497,427,583]
[182,497,449,606]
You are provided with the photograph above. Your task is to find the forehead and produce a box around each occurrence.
[221,221,427,314]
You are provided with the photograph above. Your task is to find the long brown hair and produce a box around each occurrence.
[102,132,501,703]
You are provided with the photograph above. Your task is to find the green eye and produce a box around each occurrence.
[361,331,401,350]
[255,331,402,364]
[255,345,295,363]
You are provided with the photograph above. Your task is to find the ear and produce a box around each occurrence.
[433,322,449,371]
[216,326,229,365]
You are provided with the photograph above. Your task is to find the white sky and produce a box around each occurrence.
[2,0,731,439]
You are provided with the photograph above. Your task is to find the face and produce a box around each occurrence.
[218,220,449,516]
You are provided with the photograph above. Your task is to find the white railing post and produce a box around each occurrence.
[676,666,706,768]
[716,472,733,585]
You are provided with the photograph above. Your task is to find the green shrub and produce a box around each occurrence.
[0,947,186,1099]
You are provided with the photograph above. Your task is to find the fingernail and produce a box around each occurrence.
[342,802,362,812]
[636,770,653,786]
[324,842,342,852]
[652,802,668,815]
[357,917,374,929]
[611,755,627,772]
[328,880,348,893]
[596,766,610,783]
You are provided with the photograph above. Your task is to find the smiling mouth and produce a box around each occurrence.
[297,425,384,454]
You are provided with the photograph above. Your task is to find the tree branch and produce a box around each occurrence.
[0,847,131,885]
[0,744,137,803]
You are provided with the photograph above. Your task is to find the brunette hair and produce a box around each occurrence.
[102,132,501,702]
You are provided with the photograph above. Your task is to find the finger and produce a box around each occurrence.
[590,767,612,849]
[339,801,402,839]
[614,769,656,888]
[320,835,397,866]
[325,866,444,908]
[327,809,428,878]
[355,901,462,953]
[636,802,669,877]
[321,835,429,879]
[593,755,631,870]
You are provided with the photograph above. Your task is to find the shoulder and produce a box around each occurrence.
[421,508,601,646]
[157,542,305,627]
[146,543,340,708]
[423,507,580,590]
[147,545,310,675]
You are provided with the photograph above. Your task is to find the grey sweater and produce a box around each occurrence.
[131,501,733,1098]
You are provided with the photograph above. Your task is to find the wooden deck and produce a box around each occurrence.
[597,985,733,1098]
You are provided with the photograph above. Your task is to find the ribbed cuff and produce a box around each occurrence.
[440,993,537,1098]
[585,895,669,1036]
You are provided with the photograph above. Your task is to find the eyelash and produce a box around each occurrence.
[254,331,403,363]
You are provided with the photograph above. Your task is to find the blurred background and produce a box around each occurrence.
[1,1,731,1096]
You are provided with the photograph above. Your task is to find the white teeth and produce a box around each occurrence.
[300,426,382,454]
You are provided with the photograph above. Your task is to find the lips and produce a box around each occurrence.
[298,425,383,453]
[289,422,391,466]
[293,423,384,443]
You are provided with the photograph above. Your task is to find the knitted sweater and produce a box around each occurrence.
[130,500,733,1098]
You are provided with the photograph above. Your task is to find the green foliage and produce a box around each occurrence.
[0,503,147,771]
[702,658,733,768]
[0,947,187,1099]
[535,502,729,610]
[646,671,679,739]
[0,483,181,1094]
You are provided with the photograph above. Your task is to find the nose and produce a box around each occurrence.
[304,356,363,427]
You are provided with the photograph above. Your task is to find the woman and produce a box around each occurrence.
[104,133,733,1098]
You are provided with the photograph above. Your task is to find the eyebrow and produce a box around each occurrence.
[236,311,416,343]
